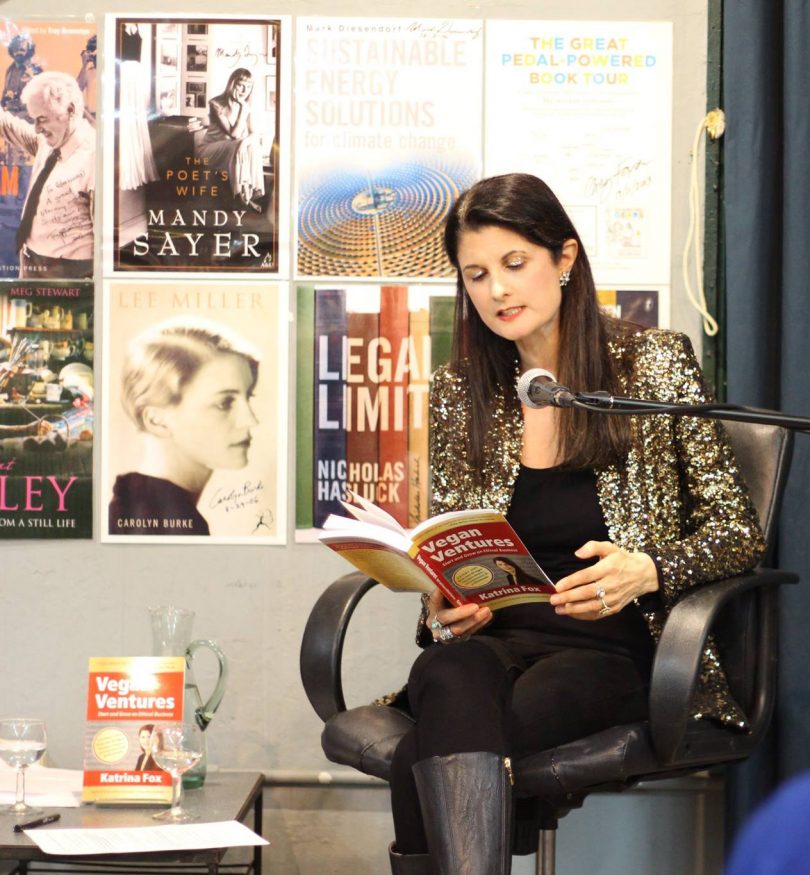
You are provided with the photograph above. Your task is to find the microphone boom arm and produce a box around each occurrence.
[572,393,810,433]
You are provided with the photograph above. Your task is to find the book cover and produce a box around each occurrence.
[0,19,97,280]
[299,285,454,539]
[101,279,288,543]
[597,289,659,328]
[82,656,184,804]
[0,280,94,539]
[378,285,409,522]
[321,498,556,611]
[312,287,347,528]
[104,15,290,276]
[295,285,315,529]
[295,16,482,278]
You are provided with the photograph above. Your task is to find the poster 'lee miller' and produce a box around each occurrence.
[102,280,288,544]
[0,19,97,281]
[0,280,94,539]
[105,15,289,276]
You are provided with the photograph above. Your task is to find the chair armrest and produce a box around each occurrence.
[649,567,798,763]
[299,572,379,723]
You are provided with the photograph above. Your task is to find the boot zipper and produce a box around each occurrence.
[503,756,514,786]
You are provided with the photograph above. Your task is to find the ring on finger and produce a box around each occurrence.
[430,616,443,632]
[438,625,456,643]
[596,587,611,616]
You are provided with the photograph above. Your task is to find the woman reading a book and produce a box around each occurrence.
[386,173,765,875]
[108,322,259,536]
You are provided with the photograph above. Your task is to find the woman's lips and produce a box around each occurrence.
[497,305,525,321]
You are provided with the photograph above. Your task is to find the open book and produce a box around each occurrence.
[319,492,556,610]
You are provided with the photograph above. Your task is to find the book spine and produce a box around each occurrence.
[378,284,409,525]
[345,306,380,510]
[313,288,348,528]
[407,304,431,527]
[295,285,315,529]
[429,296,455,371]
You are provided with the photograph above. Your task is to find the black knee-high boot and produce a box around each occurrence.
[412,751,513,875]
[388,842,432,874]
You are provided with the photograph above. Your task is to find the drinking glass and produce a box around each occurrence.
[151,722,203,823]
[0,718,47,817]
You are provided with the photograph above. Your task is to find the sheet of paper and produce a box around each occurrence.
[0,766,83,808]
[25,820,269,856]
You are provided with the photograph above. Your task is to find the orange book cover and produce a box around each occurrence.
[82,656,185,803]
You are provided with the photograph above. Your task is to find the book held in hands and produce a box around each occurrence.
[319,492,556,610]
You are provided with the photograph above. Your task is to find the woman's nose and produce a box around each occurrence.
[239,399,259,428]
[490,274,509,301]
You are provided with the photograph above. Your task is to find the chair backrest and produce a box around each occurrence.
[723,420,793,559]
[712,421,793,714]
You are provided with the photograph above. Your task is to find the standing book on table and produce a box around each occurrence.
[82,656,184,804]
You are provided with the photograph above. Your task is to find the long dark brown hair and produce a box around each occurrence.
[443,173,632,476]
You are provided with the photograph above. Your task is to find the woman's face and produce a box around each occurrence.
[231,75,252,100]
[494,559,515,573]
[456,225,576,358]
[139,729,153,752]
[160,352,258,472]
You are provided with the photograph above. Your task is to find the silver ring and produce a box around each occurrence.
[596,587,610,615]
[438,625,456,643]
[430,616,443,631]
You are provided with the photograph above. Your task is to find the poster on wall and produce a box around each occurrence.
[295,17,483,279]
[295,284,455,541]
[103,15,291,277]
[484,21,673,291]
[0,280,94,539]
[0,19,97,281]
[101,280,288,544]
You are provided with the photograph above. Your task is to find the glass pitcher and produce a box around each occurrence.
[148,606,228,789]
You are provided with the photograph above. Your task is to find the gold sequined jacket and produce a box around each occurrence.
[428,328,766,728]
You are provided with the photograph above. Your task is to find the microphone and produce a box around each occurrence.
[516,369,576,409]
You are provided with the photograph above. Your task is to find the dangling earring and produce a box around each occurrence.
[559,269,571,287]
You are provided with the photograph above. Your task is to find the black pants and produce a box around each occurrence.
[390,634,651,853]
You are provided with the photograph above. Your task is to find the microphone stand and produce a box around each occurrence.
[570,392,810,433]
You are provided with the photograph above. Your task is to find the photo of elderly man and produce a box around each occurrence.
[0,70,94,279]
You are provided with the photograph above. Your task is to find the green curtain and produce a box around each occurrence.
[723,0,810,838]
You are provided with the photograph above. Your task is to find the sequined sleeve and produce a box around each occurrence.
[429,365,471,516]
[629,332,766,604]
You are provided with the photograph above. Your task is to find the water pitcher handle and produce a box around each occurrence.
[185,639,229,730]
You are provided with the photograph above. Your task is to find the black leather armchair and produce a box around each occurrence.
[300,421,797,874]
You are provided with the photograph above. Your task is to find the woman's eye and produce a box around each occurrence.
[505,259,524,270]
[216,397,235,411]
[468,270,485,282]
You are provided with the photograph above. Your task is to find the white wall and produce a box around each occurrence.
[0,0,713,871]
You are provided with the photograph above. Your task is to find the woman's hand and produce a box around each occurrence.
[549,541,658,621]
[427,588,493,642]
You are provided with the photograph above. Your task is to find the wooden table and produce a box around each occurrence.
[0,771,264,875]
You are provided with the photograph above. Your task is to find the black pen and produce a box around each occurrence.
[13,814,61,833]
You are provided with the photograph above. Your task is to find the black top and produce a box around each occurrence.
[493,464,654,665]
[108,472,210,536]
[120,26,142,62]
